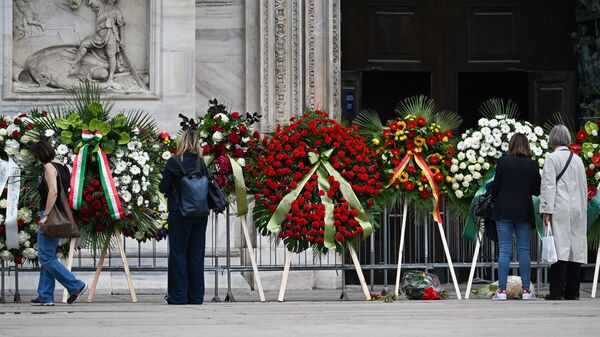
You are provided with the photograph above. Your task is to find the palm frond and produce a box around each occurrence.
[543,112,577,139]
[478,98,519,120]
[354,109,384,140]
[68,82,113,121]
[433,110,463,131]
[395,96,436,120]
[125,109,157,142]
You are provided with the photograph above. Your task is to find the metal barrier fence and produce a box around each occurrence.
[0,201,591,302]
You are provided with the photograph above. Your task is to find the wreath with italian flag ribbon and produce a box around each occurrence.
[355,96,461,223]
[248,109,384,253]
[22,84,166,251]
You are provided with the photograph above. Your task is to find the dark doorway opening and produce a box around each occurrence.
[458,72,529,130]
[361,71,432,123]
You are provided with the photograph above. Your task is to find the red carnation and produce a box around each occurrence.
[231,112,241,119]
[587,168,595,177]
[416,116,426,126]
[419,190,431,199]
[383,129,392,138]
[203,144,211,154]
[407,120,417,129]
[11,130,20,138]
[428,155,440,165]
[404,181,416,190]
[91,179,100,186]
[592,153,600,167]
[390,122,399,131]
[577,130,589,142]
[406,166,416,173]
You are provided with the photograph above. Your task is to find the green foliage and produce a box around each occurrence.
[478,98,520,120]
[395,95,437,121]
[354,109,383,141]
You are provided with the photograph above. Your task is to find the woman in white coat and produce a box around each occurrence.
[540,125,588,300]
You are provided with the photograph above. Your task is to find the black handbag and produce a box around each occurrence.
[201,160,227,213]
[473,193,494,218]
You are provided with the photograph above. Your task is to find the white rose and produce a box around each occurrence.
[23,248,37,260]
[457,152,466,161]
[455,174,464,181]
[473,172,482,180]
[483,162,491,170]
[18,231,31,244]
[0,199,8,209]
[474,164,482,171]
[462,181,470,188]
[459,162,467,170]
[596,172,600,181]
[469,156,477,164]
[242,137,251,143]
[0,129,7,137]
[134,231,144,240]
[464,175,473,183]
[20,135,31,144]
[199,131,208,139]
[452,183,460,190]
[450,165,459,173]
[216,113,230,123]
[538,158,545,167]
[44,129,55,137]
[212,131,223,143]
[162,151,172,160]
[455,190,464,199]
[24,240,30,248]
[237,158,246,167]
[477,157,485,164]
[137,196,144,206]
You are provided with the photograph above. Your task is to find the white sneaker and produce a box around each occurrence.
[492,290,507,301]
[521,290,535,300]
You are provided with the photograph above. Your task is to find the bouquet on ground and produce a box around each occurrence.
[179,99,262,214]
[248,109,383,253]
[22,83,165,251]
[472,276,535,299]
[401,271,448,300]
[569,120,600,245]
[355,96,461,223]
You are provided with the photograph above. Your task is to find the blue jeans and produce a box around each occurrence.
[496,220,531,291]
[36,230,85,302]
[167,212,208,304]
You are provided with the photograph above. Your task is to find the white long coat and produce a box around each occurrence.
[539,146,588,264]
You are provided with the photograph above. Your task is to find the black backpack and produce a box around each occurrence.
[173,157,210,217]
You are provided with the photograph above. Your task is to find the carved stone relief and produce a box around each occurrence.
[10,0,150,95]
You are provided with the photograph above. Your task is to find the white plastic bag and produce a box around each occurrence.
[542,223,558,265]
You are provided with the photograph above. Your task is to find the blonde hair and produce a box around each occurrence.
[176,131,203,157]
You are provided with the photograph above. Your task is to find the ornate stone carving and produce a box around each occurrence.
[10,0,150,95]
[327,0,341,118]
[305,0,316,109]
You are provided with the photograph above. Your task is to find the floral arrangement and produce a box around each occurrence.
[369,291,397,302]
[180,99,261,214]
[22,84,164,251]
[450,101,548,204]
[401,271,448,300]
[569,120,600,245]
[249,109,383,253]
[355,96,461,223]
[472,276,535,299]
[450,99,549,241]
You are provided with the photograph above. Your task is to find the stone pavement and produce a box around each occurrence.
[0,288,599,337]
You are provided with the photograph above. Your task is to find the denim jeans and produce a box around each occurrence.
[496,220,531,291]
[37,230,85,302]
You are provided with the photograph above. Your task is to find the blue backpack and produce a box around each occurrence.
[173,157,210,217]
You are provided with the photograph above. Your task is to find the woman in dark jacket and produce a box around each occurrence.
[491,133,541,301]
[159,131,209,305]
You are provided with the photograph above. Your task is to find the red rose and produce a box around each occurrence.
[253,131,260,139]
[13,118,22,125]
[434,172,444,182]
[391,148,402,157]
[593,153,600,167]
[203,144,211,154]
[92,200,102,210]
[569,143,582,155]
[85,194,93,203]
[17,219,25,227]
[419,190,431,199]
[589,186,597,200]
[577,130,589,142]
[383,129,392,138]
[0,121,7,128]
[11,130,20,138]
[404,181,416,190]
[91,179,100,186]
[95,224,105,232]
[228,133,240,144]
[428,155,440,165]
[41,111,48,117]
[416,116,426,126]
[407,120,417,129]
[426,136,437,146]
[231,112,241,119]
[390,122,399,131]
[14,256,23,265]
[406,166,416,173]
[239,124,248,134]
[445,129,453,138]
[0,226,5,234]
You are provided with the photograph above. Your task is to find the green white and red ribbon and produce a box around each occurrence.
[69,131,124,220]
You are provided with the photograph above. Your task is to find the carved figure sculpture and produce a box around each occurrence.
[13,0,44,38]
[70,0,125,83]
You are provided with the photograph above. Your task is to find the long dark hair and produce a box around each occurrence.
[29,140,56,163]
[508,133,532,157]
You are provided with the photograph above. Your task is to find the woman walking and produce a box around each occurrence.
[540,125,587,300]
[491,133,541,300]
[159,131,209,305]
[30,140,86,306]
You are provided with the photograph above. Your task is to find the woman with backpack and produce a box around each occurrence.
[540,125,587,300]
[159,131,210,305]
[490,133,541,301]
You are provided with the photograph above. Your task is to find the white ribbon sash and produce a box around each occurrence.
[1,159,20,250]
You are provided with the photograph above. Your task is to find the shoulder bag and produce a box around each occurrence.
[41,165,80,238]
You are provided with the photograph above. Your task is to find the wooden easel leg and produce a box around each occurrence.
[591,243,600,298]
[394,200,408,297]
[349,246,371,301]
[278,250,292,302]
[437,222,462,299]
[240,216,265,302]
[61,238,77,303]
[465,228,483,300]
[87,237,110,303]
[116,233,137,303]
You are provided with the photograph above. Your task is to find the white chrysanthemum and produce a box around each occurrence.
[143,165,150,176]
[488,119,499,128]
[132,183,141,194]
[162,151,172,160]
[24,240,30,248]
[481,127,492,135]
[121,191,132,203]
[534,126,544,136]
[17,231,30,244]
[478,119,489,127]
[0,250,14,261]
[130,165,141,176]
[121,175,132,185]
[137,196,144,206]
[0,129,7,137]
[23,248,37,260]
[44,129,55,137]
[56,144,69,155]
[212,131,223,143]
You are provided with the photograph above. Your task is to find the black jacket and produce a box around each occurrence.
[491,155,541,226]
[159,153,208,212]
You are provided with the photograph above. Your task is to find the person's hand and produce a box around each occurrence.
[38,215,48,225]
[543,213,552,225]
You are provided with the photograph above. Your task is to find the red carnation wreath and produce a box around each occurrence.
[249,109,383,253]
